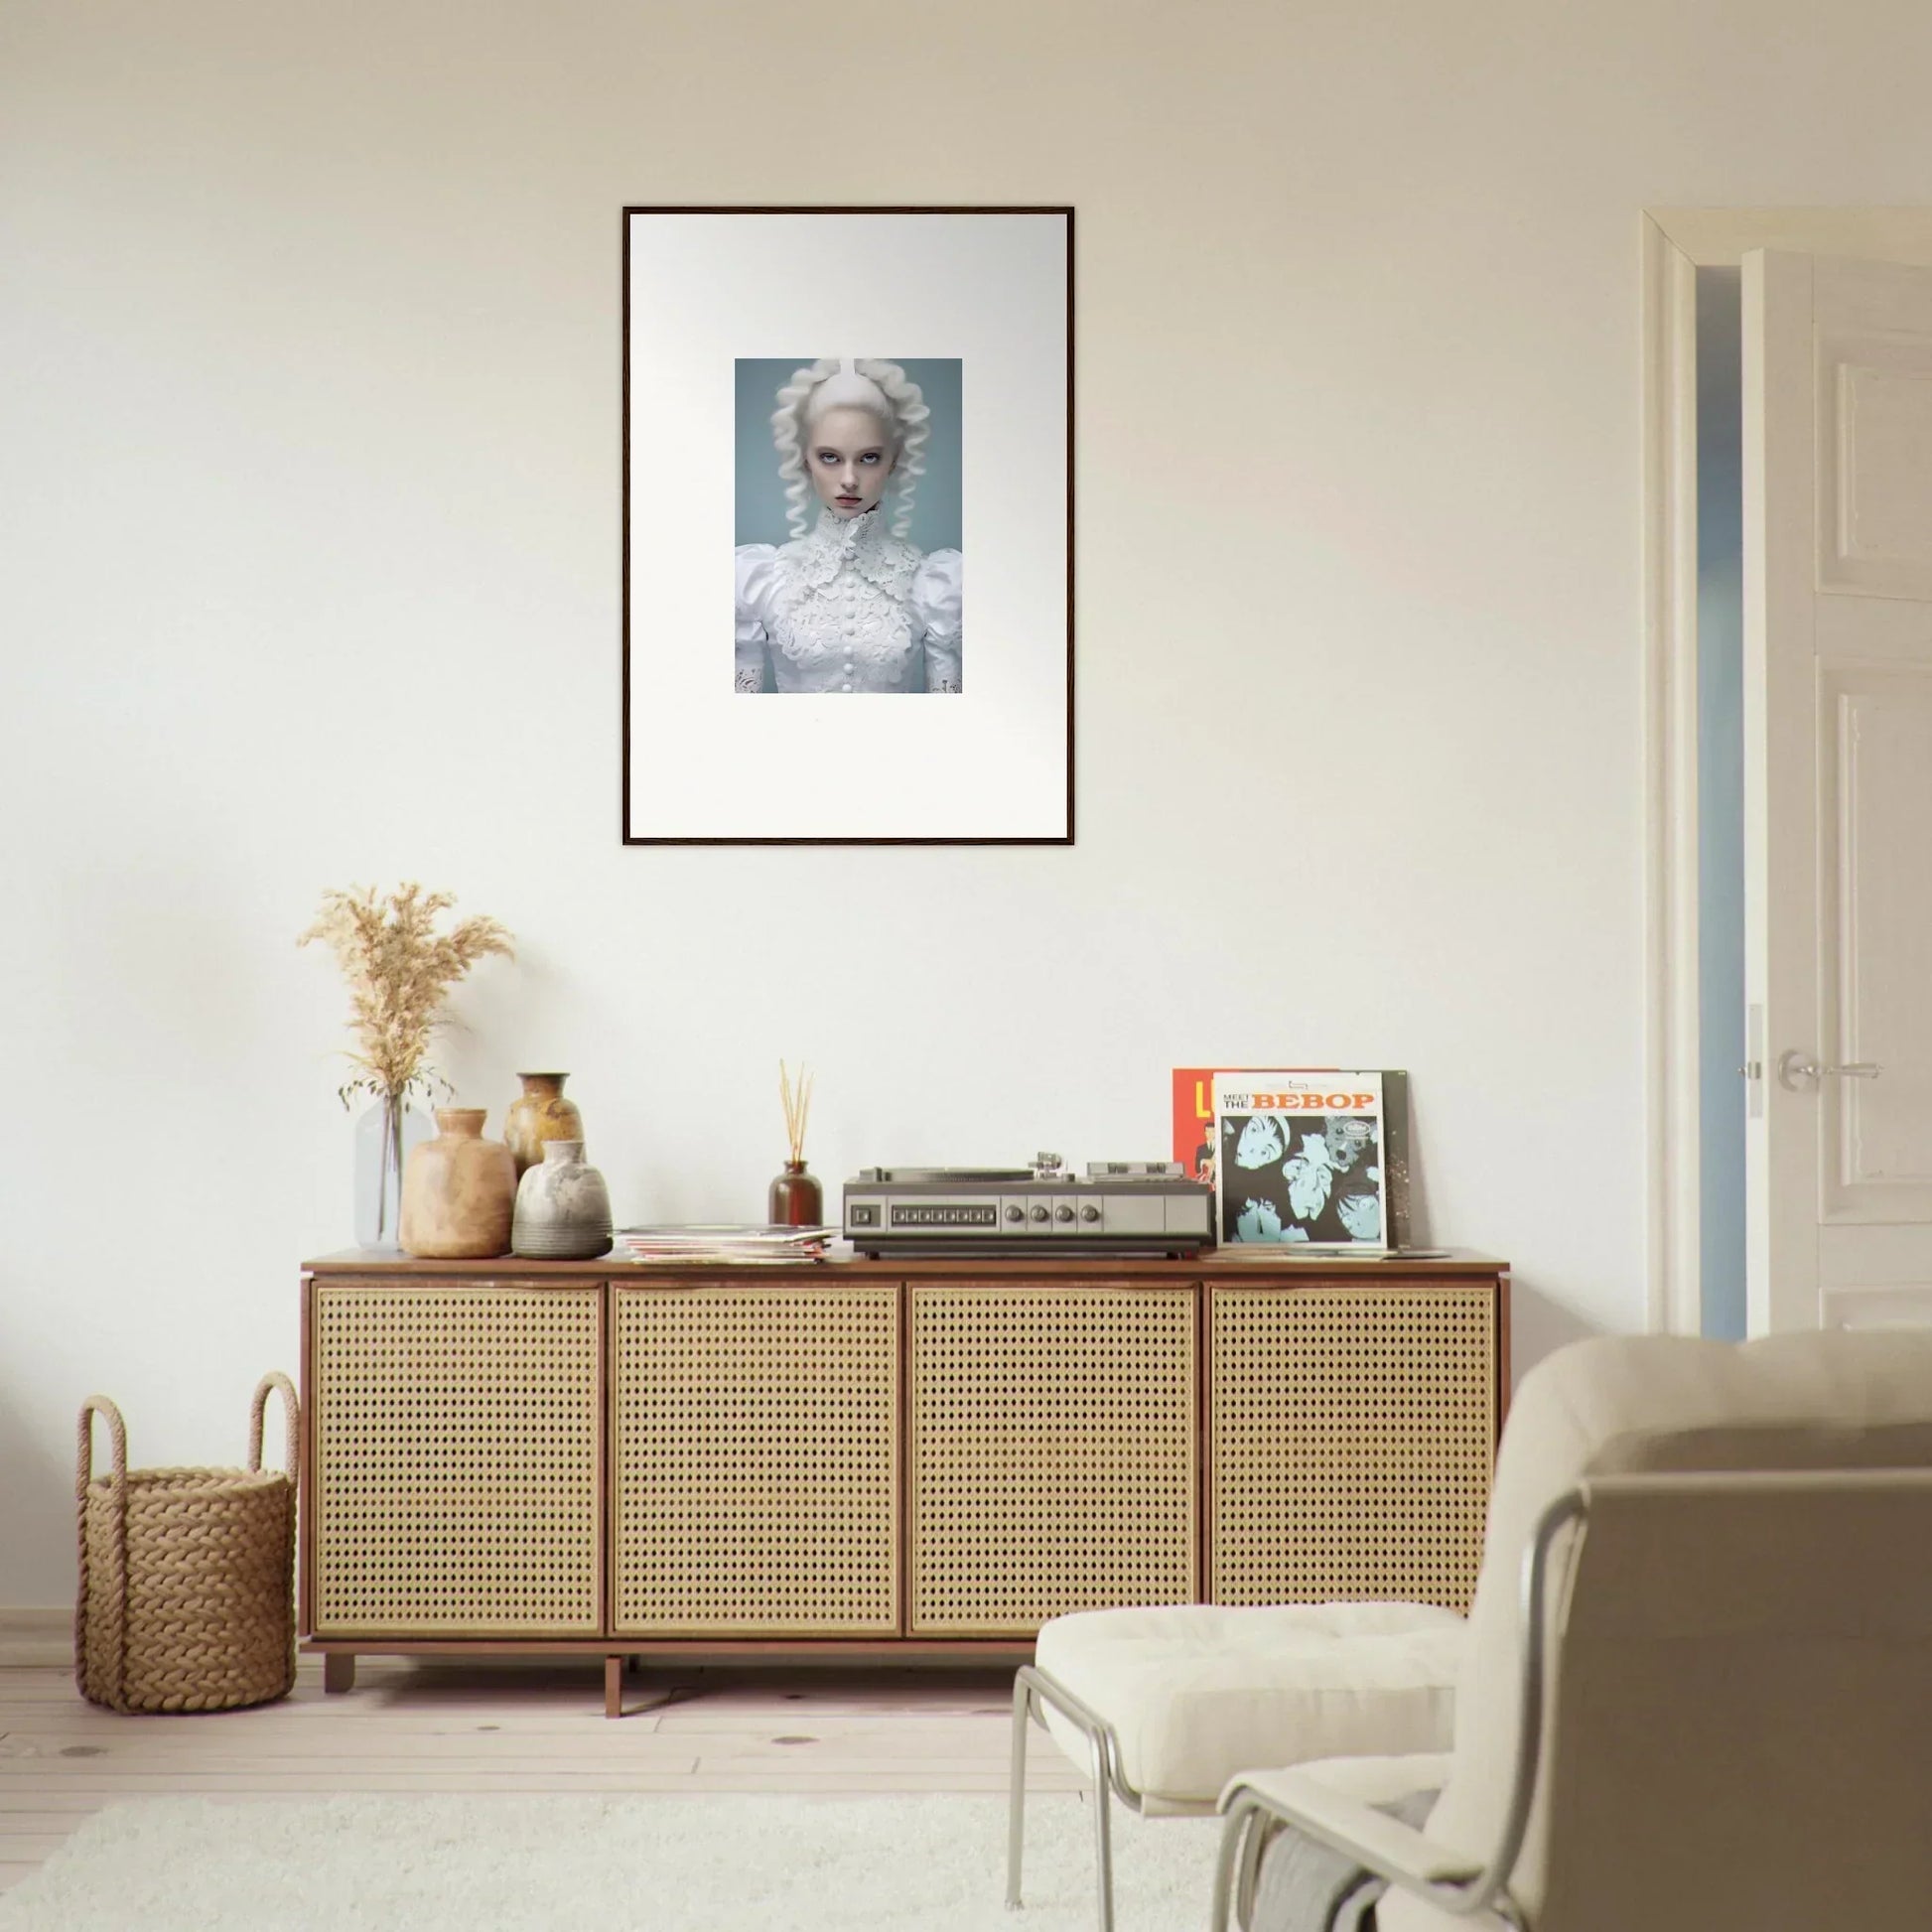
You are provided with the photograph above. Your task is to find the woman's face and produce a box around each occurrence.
[805,405,896,517]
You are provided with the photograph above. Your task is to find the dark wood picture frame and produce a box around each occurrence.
[621,205,1074,847]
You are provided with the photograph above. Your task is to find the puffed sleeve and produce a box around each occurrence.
[735,544,781,693]
[910,548,962,694]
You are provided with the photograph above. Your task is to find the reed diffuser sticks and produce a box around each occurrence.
[778,1059,813,1164]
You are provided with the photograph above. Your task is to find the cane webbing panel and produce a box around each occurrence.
[612,1284,898,1634]
[1210,1285,1494,1612]
[312,1283,601,1635]
[909,1284,1196,1635]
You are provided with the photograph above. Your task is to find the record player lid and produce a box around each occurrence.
[854,1166,1033,1183]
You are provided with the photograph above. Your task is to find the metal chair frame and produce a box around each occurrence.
[1207,1488,1584,1931]
[1007,1661,1209,1932]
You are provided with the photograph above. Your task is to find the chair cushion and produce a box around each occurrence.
[1032,1601,1465,1812]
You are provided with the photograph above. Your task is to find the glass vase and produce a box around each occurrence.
[767,1160,824,1227]
[353,1095,433,1250]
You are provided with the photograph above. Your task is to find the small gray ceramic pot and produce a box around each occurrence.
[510,1140,614,1260]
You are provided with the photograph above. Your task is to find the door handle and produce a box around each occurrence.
[1776,1050,1882,1091]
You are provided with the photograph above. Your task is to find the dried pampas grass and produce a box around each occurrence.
[299,884,514,1107]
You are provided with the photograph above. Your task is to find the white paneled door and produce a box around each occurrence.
[1744,250,1932,1332]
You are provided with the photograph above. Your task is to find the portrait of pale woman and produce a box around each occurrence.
[734,357,963,694]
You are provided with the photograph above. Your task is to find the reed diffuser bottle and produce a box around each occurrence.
[768,1059,823,1226]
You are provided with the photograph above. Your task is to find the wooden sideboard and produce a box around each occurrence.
[299,1250,1509,1714]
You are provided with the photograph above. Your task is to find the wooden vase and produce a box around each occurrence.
[399,1109,516,1258]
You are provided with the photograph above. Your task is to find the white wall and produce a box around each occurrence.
[5,0,1930,1603]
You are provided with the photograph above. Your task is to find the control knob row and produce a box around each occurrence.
[1002,1203,1103,1224]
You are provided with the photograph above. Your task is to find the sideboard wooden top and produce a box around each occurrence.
[304,1247,1507,1281]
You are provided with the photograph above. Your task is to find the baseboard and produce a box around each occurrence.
[0,1606,72,1668]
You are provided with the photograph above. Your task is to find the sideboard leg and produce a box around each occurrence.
[323,1653,356,1696]
[605,1654,622,1719]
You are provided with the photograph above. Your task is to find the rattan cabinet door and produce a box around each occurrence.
[908,1282,1197,1635]
[1209,1284,1495,1612]
[311,1281,602,1636]
[611,1283,899,1635]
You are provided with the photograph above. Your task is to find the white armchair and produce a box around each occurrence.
[1213,1328,1932,1932]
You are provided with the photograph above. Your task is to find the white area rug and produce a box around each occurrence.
[0,1792,1223,1930]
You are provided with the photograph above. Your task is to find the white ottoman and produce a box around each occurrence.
[1007,1602,1466,1932]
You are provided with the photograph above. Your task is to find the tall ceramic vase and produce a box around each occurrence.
[399,1109,516,1259]
[352,1095,433,1250]
[504,1072,585,1177]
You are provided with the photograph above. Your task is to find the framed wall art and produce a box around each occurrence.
[621,207,1073,845]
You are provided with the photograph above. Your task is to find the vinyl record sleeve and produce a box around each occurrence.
[1186,1068,1413,1250]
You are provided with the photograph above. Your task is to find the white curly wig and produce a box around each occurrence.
[770,357,931,541]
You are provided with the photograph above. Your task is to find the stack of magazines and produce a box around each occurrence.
[611,1224,838,1264]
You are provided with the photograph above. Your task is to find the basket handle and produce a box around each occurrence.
[75,1394,131,1708]
[76,1394,128,1502]
[248,1371,300,1478]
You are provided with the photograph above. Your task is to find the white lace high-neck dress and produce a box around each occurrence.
[735,506,963,694]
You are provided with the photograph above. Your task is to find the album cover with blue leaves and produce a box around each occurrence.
[1211,1070,1397,1249]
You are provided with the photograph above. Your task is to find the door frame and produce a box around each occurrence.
[1640,208,1932,1335]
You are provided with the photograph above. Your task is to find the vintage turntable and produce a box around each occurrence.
[843,1154,1212,1258]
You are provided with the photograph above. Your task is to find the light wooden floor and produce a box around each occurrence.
[0,1657,1085,1893]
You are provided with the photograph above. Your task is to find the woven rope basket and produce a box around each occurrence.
[75,1372,299,1715]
